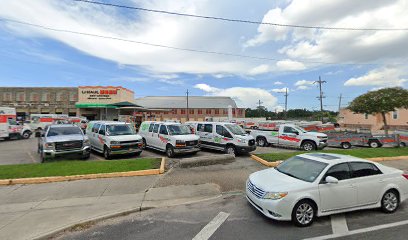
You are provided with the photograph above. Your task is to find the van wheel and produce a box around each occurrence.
[292,200,316,227]
[301,141,316,151]
[166,145,175,158]
[381,190,399,213]
[225,145,236,156]
[257,137,267,147]
[22,131,31,139]
[341,142,351,149]
[400,142,406,147]
[103,146,111,160]
[369,140,381,148]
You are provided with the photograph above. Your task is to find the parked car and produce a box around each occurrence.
[186,121,256,156]
[246,153,408,227]
[0,107,32,140]
[138,121,200,158]
[250,124,328,151]
[86,121,143,159]
[36,124,91,162]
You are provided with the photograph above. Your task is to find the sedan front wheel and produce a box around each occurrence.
[292,200,316,227]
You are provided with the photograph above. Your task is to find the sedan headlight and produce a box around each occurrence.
[263,192,288,200]
[44,142,54,149]
[110,141,120,145]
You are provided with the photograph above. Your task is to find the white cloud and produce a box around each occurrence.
[344,67,407,87]
[270,87,289,93]
[248,64,272,75]
[274,81,283,85]
[194,83,278,109]
[158,79,184,85]
[276,59,306,71]
[294,80,314,90]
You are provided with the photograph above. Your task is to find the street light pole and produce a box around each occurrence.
[186,89,189,121]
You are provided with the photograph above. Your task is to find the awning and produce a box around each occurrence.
[110,101,143,107]
[75,103,117,109]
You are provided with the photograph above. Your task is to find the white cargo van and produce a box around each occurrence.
[0,107,32,140]
[186,122,256,156]
[138,121,200,158]
[86,121,143,159]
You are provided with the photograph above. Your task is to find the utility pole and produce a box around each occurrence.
[314,76,327,122]
[186,89,189,121]
[338,93,342,113]
[284,88,289,119]
[257,100,263,118]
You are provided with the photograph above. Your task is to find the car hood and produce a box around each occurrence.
[46,134,84,143]
[172,134,200,141]
[249,168,311,192]
[108,134,142,141]
[303,132,327,138]
[235,134,254,140]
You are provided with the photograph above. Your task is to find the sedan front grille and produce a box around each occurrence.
[247,180,266,199]
[55,140,83,151]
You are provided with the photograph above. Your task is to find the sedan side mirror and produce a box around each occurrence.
[325,176,339,184]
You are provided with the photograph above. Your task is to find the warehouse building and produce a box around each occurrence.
[0,86,244,122]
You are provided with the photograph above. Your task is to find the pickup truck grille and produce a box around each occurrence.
[248,139,255,146]
[186,140,198,146]
[55,140,83,151]
[247,180,265,199]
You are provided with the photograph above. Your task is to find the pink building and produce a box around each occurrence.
[338,108,408,131]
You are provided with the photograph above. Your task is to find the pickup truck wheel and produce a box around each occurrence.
[341,142,352,149]
[225,145,236,156]
[166,145,175,158]
[103,146,112,160]
[301,141,316,151]
[257,137,267,147]
[22,131,31,139]
[369,140,380,148]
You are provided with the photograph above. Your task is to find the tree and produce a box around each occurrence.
[348,87,408,134]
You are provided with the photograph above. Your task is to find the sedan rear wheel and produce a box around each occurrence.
[292,200,315,227]
[381,190,399,213]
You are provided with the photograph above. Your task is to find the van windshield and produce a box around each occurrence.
[106,125,134,136]
[225,124,246,136]
[167,125,191,135]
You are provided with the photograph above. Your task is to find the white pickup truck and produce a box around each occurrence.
[250,124,328,151]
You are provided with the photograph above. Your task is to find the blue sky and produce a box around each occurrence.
[0,0,407,111]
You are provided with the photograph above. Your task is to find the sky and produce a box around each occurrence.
[0,0,407,112]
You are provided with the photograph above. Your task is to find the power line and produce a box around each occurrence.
[72,0,408,31]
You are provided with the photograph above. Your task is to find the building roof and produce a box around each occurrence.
[134,96,238,109]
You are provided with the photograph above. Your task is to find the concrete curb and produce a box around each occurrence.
[33,194,223,240]
[0,157,166,186]
[179,154,235,168]
[250,154,408,167]
[250,154,282,167]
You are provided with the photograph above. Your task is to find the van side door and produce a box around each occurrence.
[97,124,107,150]
[151,124,160,148]
[279,126,301,147]
[158,125,169,150]
[215,125,233,149]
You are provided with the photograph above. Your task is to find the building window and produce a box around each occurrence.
[206,109,211,115]
[56,92,65,102]
[215,109,219,115]
[393,111,398,120]
[69,92,78,102]
[223,109,228,115]
[181,109,186,114]
[171,109,177,114]
[3,92,11,102]
[189,109,194,114]
[232,109,236,115]
[364,113,368,119]
[16,92,26,102]
[198,109,203,115]
[30,92,40,102]
[238,109,243,115]
[41,92,50,102]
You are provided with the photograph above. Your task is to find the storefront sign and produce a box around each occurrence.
[81,89,118,100]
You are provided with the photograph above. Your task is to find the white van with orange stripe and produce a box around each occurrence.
[0,107,32,140]
[250,124,328,151]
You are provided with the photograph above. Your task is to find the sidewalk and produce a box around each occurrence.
[0,175,221,240]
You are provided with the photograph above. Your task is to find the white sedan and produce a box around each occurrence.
[246,153,408,227]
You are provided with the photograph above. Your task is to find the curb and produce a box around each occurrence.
[0,157,166,186]
[250,154,282,167]
[250,154,408,167]
[33,194,223,240]
[179,154,235,168]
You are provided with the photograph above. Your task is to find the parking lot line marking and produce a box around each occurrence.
[192,212,230,240]
[331,214,348,234]
[27,151,36,163]
[304,219,408,240]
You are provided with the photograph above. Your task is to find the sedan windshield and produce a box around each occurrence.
[106,125,134,136]
[167,125,191,135]
[225,124,246,136]
[276,156,328,183]
[47,127,82,136]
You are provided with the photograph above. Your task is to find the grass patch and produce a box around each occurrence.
[256,147,408,162]
[0,158,161,179]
